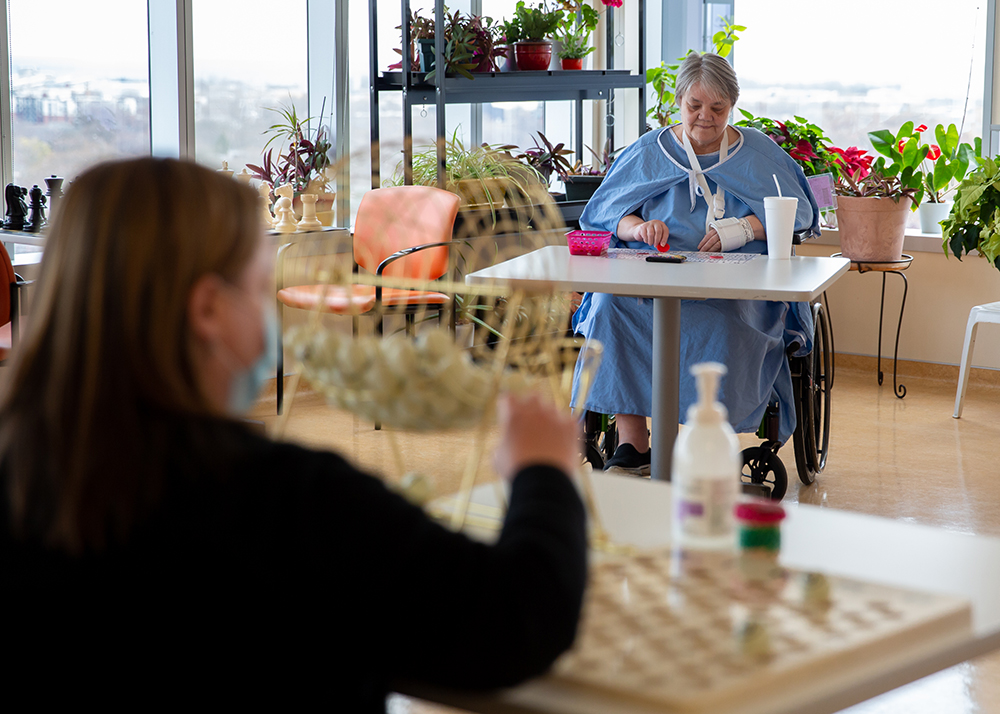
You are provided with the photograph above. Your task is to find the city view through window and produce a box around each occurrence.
[5,0,992,228]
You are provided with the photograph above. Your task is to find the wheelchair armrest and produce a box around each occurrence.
[791,229,814,246]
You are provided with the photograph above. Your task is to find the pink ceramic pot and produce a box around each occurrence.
[835,195,911,262]
[514,41,553,71]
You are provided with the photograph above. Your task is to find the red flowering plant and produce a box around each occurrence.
[601,0,623,6]
[734,110,838,177]
[885,123,980,204]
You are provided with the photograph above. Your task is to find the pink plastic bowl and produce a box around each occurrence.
[567,230,612,257]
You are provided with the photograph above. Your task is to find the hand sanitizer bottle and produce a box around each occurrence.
[671,362,740,551]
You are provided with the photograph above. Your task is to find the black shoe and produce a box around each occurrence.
[603,443,651,476]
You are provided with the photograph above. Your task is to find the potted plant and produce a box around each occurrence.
[393,131,541,216]
[734,111,838,177]
[555,1,599,70]
[515,132,574,199]
[646,17,744,128]
[512,1,563,71]
[395,8,502,79]
[558,139,617,201]
[246,100,335,223]
[893,123,980,234]
[498,16,523,71]
[941,155,1000,270]
[833,140,918,262]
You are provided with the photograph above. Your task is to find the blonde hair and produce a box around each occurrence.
[675,51,740,107]
[0,157,260,552]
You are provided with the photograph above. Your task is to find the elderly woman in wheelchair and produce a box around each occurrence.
[572,51,824,494]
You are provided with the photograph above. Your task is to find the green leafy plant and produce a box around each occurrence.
[500,15,523,44]
[558,139,618,178]
[734,111,837,177]
[556,2,599,59]
[395,8,502,80]
[941,156,1000,269]
[246,100,333,196]
[893,123,980,203]
[646,17,744,127]
[513,1,563,41]
[867,121,937,207]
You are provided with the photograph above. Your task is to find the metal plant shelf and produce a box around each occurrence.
[378,70,645,105]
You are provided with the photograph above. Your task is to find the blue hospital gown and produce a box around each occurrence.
[571,126,821,442]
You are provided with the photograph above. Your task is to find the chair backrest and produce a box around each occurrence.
[0,242,16,326]
[353,185,460,280]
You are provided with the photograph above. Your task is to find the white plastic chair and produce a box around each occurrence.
[953,301,1000,417]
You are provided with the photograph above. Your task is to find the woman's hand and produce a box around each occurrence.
[698,228,722,252]
[618,216,670,249]
[494,393,580,481]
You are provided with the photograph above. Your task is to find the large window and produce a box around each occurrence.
[192,0,308,176]
[734,0,988,151]
[9,0,150,186]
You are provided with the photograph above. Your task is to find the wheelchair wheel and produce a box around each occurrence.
[741,446,787,501]
[793,302,833,486]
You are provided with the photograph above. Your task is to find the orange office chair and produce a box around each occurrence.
[0,242,29,361]
[275,185,462,413]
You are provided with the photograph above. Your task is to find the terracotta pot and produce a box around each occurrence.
[451,177,507,208]
[514,41,553,71]
[835,195,911,262]
[561,57,583,70]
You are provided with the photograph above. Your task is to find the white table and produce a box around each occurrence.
[466,246,851,480]
[412,474,1000,714]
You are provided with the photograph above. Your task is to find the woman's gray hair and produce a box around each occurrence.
[675,51,740,107]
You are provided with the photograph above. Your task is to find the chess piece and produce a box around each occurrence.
[273,196,297,233]
[3,184,28,231]
[236,168,253,185]
[26,185,46,233]
[273,183,294,202]
[44,175,64,222]
[218,160,233,179]
[297,193,322,231]
[257,182,275,227]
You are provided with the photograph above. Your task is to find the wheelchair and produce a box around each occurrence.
[582,295,834,501]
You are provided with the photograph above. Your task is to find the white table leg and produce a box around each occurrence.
[651,296,681,481]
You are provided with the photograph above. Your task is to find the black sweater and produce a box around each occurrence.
[0,417,588,709]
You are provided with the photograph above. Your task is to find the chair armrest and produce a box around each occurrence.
[375,239,468,277]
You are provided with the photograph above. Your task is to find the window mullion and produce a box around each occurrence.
[148,0,194,159]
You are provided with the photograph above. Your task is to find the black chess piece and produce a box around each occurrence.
[3,184,28,231]
[26,184,46,233]
[44,175,64,223]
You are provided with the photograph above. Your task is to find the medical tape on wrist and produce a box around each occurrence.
[709,217,754,251]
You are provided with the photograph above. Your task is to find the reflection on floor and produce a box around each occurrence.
[253,363,1000,714]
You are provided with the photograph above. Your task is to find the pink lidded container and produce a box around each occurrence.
[566,230,612,257]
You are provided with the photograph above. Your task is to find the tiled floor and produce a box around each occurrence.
[252,361,1000,714]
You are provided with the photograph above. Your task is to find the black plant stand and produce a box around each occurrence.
[833,253,913,399]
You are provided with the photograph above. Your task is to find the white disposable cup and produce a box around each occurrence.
[764,196,797,260]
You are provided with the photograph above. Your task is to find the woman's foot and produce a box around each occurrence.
[603,443,651,477]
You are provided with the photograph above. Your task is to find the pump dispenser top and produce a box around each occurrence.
[689,362,728,426]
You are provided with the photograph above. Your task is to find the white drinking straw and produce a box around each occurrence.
[773,173,783,197]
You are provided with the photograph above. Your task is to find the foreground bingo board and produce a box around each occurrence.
[553,551,971,712]
[608,248,761,264]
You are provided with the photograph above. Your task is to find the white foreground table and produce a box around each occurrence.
[466,246,850,480]
[410,474,1000,714]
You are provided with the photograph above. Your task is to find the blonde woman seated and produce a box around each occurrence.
[0,158,586,707]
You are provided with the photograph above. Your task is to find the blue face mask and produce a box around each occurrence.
[228,304,279,415]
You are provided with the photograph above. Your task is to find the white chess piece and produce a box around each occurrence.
[236,168,253,185]
[297,193,322,231]
[218,160,233,179]
[257,182,275,227]
[274,183,294,202]
[273,196,297,233]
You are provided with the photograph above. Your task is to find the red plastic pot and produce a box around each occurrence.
[514,41,553,71]
[561,58,583,70]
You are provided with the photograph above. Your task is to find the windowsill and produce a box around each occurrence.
[814,228,949,255]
